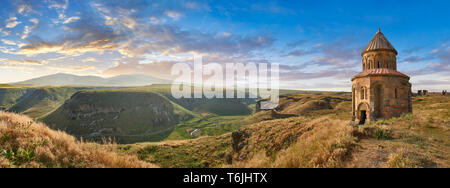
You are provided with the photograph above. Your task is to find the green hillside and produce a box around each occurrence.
[0,88,29,110]
[8,87,81,118]
[41,85,260,143]
[0,87,82,118]
[2,84,309,144]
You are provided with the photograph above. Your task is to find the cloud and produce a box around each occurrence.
[184,2,211,11]
[48,0,71,23]
[49,65,96,71]
[118,24,275,58]
[250,2,295,14]
[401,45,428,55]
[0,58,43,65]
[280,66,358,81]
[1,39,17,46]
[14,0,35,15]
[19,17,124,55]
[10,59,43,65]
[62,16,80,24]
[286,49,317,57]
[309,39,362,69]
[82,57,97,62]
[286,39,308,48]
[7,0,275,80]
[5,17,21,28]
[48,0,69,10]
[400,55,433,64]
[412,79,450,86]
[165,10,182,20]
[102,60,178,79]
[17,4,33,14]
[414,40,450,75]
[22,18,39,39]
[70,65,96,71]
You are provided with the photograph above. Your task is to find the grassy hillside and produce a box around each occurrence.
[43,89,194,144]
[165,114,249,140]
[246,93,351,124]
[0,88,29,110]
[0,111,155,168]
[123,94,449,168]
[8,87,81,118]
[1,85,264,143]
[42,85,259,143]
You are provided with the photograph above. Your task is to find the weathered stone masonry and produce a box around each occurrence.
[352,29,412,124]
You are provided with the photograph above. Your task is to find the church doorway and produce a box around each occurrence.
[357,102,370,125]
[359,110,367,125]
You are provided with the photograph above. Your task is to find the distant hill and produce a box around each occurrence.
[13,73,171,87]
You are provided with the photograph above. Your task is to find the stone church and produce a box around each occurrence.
[352,29,412,124]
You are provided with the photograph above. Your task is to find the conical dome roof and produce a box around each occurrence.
[362,29,397,55]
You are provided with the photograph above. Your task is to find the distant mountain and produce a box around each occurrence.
[13,73,171,87]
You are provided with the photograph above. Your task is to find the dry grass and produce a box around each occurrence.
[343,96,449,168]
[226,95,449,168]
[382,149,434,168]
[273,118,356,168]
[230,117,357,168]
[0,111,156,168]
[128,134,231,168]
[117,95,450,168]
[283,100,332,115]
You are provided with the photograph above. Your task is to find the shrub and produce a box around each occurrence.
[374,129,392,140]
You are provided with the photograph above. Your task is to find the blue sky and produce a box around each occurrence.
[0,0,448,91]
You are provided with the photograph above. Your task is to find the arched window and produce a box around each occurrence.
[365,88,368,99]
[377,62,381,68]
[395,88,398,98]
[360,87,366,99]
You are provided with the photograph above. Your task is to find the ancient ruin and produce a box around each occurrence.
[352,29,412,124]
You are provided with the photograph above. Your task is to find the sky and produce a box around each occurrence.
[0,0,448,91]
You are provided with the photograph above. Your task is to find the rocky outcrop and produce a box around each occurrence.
[231,131,250,153]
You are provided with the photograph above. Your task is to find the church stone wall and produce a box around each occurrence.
[352,77,371,122]
[369,76,412,119]
[362,51,397,71]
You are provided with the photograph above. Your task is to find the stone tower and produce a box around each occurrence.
[352,29,412,124]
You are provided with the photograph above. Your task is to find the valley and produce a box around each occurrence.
[0,83,259,144]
